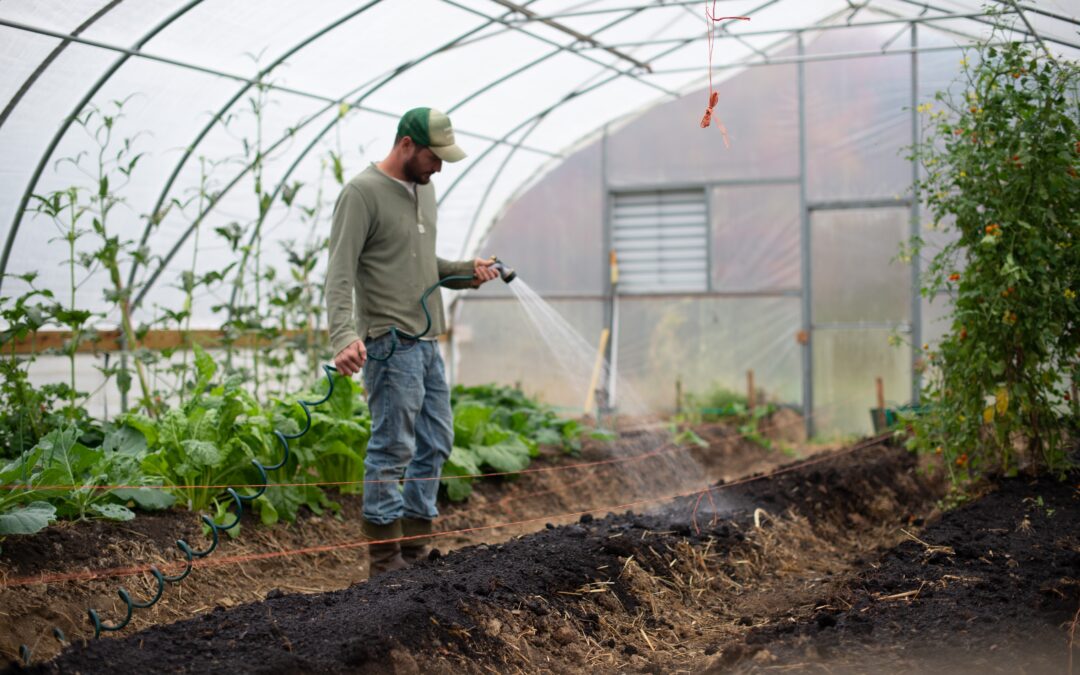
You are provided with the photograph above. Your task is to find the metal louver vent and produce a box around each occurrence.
[612,189,708,293]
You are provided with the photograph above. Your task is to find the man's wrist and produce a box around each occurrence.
[332,332,362,356]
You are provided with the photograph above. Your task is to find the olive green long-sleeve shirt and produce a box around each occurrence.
[325,164,474,356]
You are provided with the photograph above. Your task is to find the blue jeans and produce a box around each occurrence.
[361,333,454,526]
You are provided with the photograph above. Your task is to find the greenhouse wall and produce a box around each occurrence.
[455,25,968,437]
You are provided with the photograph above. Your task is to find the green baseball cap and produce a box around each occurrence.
[397,107,466,162]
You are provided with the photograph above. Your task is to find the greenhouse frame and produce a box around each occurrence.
[2,0,1079,437]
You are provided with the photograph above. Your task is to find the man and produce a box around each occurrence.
[325,107,499,578]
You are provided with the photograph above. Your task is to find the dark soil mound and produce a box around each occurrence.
[1,511,199,578]
[719,473,1080,674]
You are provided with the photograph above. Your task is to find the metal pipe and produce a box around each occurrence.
[441,0,676,97]
[502,0,747,22]
[486,0,653,72]
[0,0,124,131]
[910,22,922,405]
[580,10,1017,49]
[797,32,813,439]
[807,198,914,210]
[644,40,1037,75]
[1002,0,1057,62]
[895,0,1080,52]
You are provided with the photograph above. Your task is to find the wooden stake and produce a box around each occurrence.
[584,328,611,414]
[747,369,756,417]
[675,377,683,414]
[876,377,886,430]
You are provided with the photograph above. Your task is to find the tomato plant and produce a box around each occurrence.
[908,39,1080,481]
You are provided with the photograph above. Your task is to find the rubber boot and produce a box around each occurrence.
[401,517,436,563]
[363,519,408,579]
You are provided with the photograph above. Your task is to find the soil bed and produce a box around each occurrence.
[9,437,948,673]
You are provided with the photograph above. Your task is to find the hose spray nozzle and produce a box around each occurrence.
[490,257,517,283]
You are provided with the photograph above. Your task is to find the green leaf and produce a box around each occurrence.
[453,403,493,446]
[473,438,531,473]
[112,487,176,511]
[192,343,217,393]
[255,494,279,526]
[90,503,135,521]
[325,374,359,420]
[446,446,481,475]
[560,419,582,441]
[178,440,224,473]
[675,428,709,448]
[0,446,44,484]
[440,458,476,502]
[103,425,148,458]
[480,423,511,446]
[0,502,56,535]
[532,427,561,446]
[37,426,97,482]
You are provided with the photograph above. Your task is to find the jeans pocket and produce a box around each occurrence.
[365,333,395,360]
[366,332,419,360]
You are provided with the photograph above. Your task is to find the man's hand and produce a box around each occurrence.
[334,339,366,376]
[471,257,500,287]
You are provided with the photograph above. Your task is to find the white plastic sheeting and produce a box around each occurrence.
[454,5,1080,435]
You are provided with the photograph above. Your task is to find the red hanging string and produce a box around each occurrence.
[700,2,750,146]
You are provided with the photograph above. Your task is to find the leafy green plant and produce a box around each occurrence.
[679,383,781,450]
[0,423,174,537]
[906,37,1079,481]
[133,345,268,512]
[0,276,95,458]
[442,384,584,501]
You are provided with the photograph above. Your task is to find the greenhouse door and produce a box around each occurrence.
[809,206,913,435]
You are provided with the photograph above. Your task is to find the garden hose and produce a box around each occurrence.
[366,259,515,363]
[19,364,341,665]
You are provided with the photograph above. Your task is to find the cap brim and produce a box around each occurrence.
[430,143,466,163]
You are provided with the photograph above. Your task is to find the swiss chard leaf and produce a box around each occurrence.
[0,501,56,535]
[112,487,175,510]
[90,503,135,521]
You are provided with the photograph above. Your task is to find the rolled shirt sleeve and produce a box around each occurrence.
[436,257,477,289]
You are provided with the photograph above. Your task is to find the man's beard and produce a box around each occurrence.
[403,153,431,184]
